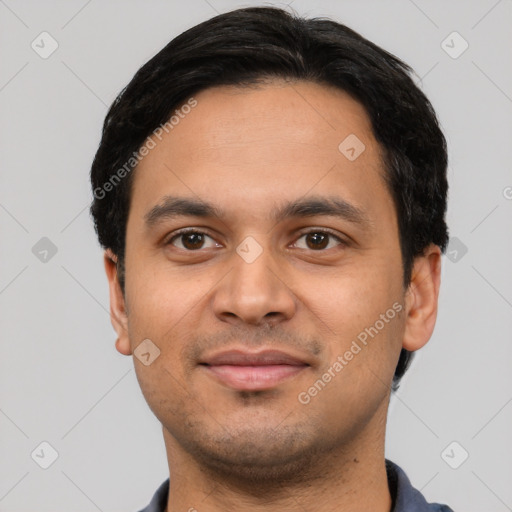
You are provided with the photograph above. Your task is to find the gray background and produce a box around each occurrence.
[1,0,511,510]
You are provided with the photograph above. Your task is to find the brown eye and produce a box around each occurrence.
[294,230,345,251]
[168,230,219,250]
[305,232,329,250]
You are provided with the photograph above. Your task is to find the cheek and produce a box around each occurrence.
[125,266,197,419]
[133,359,192,433]
[301,257,404,372]
[309,257,401,324]
[124,244,204,331]
[302,268,405,424]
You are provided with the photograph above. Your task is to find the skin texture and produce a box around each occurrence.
[104,80,442,512]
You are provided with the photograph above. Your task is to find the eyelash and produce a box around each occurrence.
[166,227,347,251]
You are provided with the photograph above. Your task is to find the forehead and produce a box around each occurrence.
[128,80,394,231]
[164,80,378,166]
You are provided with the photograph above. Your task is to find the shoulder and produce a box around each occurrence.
[135,478,170,512]
[386,459,455,512]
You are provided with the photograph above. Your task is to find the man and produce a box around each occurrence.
[90,6,453,512]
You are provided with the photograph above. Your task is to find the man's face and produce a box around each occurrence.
[111,81,411,478]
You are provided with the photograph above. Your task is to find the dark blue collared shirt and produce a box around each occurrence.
[136,459,454,511]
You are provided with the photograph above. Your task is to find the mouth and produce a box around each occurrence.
[199,349,310,391]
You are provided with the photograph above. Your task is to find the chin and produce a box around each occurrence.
[177,422,332,488]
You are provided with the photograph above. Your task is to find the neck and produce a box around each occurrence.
[162,410,392,512]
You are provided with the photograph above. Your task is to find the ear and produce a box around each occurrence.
[104,249,132,356]
[402,244,442,352]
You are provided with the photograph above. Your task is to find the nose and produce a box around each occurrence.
[211,238,297,327]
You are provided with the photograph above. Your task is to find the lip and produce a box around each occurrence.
[199,349,310,391]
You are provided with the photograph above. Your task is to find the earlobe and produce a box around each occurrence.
[104,250,132,356]
[115,337,131,356]
[402,244,442,352]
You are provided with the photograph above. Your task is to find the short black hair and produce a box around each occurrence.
[90,6,449,391]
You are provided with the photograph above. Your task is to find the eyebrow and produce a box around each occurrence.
[144,195,372,230]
